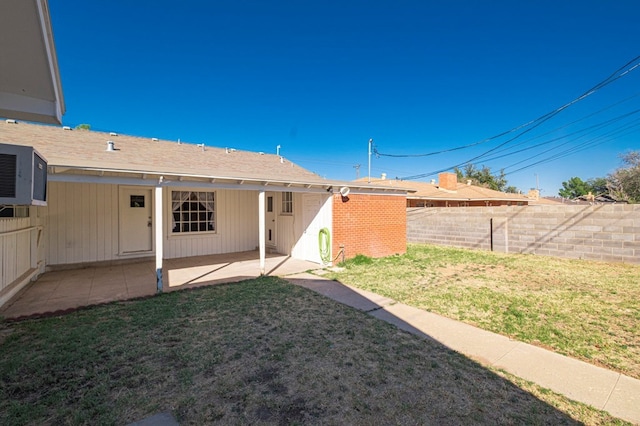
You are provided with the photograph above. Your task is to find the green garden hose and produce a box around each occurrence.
[319,228,331,264]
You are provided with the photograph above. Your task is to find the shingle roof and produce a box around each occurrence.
[1,121,333,184]
[527,197,563,205]
[355,177,531,202]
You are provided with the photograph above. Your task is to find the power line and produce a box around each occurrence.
[484,92,640,157]
[370,55,640,177]
[478,109,640,164]
[504,117,640,176]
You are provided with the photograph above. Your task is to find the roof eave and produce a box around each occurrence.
[49,164,410,194]
[0,0,65,124]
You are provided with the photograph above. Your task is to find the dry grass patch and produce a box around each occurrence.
[0,276,627,425]
[328,244,640,378]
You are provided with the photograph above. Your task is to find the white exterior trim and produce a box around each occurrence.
[155,185,163,291]
[258,191,266,274]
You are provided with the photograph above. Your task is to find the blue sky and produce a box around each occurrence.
[49,0,639,195]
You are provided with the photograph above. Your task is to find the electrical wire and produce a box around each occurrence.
[504,118,640,176]
[372,55,640,177]
[484,92,640,157]
[477,109,640,164]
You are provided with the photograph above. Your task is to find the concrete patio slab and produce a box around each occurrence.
[1,251,320,319]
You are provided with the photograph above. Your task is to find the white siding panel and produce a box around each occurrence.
[276,215,294,255]
[275,192,331,259]
[45,183,269,264]
[0,217,33,292]
[45,182,120,265]
[88,184,98,261]
[291,193,332,262]
[95,184,106,261]
[164,188,259,259]
[109,184,119,258]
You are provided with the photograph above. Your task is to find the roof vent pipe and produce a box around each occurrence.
[106,141,115,151]
[430,179,436,184]
[110,132,118,136]
[63,126,71,130]
[5,119,17,124]
[467,179,472,185]
[381,173,387,180]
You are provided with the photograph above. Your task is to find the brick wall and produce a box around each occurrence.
[407,204,640,264]
[333,194,407,260]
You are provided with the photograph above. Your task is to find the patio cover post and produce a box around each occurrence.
[155,184,163,292]
[258,190,266,274]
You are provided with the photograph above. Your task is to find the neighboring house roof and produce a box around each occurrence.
[540,194,628,205]
[576,193,627,204]
[526,196,563,205]
[0,121,407,193]
[355,173,530,203]
[0,0,65,124]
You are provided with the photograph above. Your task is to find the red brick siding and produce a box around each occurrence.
[332,194,406,260]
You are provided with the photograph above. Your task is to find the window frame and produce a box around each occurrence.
[281,191,293,215]
[170,190,216,234]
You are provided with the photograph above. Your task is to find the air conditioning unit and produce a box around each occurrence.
[0,143,48,206]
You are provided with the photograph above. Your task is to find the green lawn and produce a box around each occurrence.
[327,244,640,379]
[0,276,627,425]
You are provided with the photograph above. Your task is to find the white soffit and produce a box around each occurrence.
[0,0,65,124]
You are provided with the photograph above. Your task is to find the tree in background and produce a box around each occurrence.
[587,177,609,195]
[558,176,612,199]
[608,151,640,203]
[454,164,508,192]
[558,177,590,198]
[75,123,91,130]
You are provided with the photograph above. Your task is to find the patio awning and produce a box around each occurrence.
[46,165,414,195]
[0,0,65,124]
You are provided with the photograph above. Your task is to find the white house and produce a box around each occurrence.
[0,0,409,309]
[0,122,409,307]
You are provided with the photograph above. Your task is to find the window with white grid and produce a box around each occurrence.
[171,191,215,233]
[281,191,293,214]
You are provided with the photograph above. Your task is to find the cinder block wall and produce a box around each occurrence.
[407,204,640,264]
[333,194,407,260]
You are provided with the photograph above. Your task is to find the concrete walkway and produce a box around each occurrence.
[286,272,640,425]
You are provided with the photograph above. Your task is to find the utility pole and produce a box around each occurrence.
[353,164,361,179]
[368,139,373,183]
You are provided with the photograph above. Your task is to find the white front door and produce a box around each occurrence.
[119,187,153,253]
[266,192,276,247]
[301,194,323,263]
